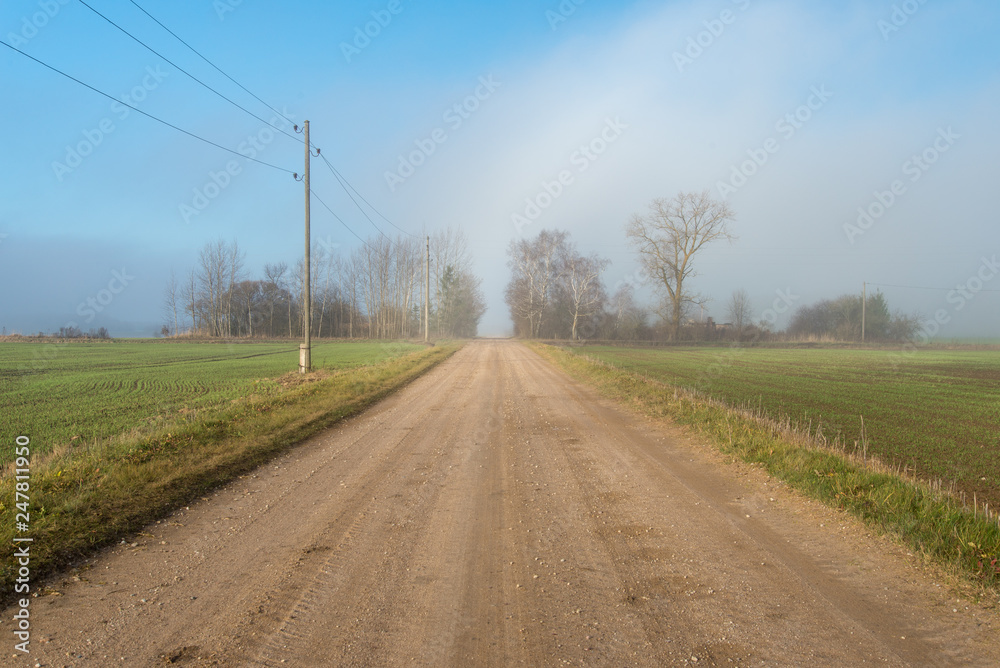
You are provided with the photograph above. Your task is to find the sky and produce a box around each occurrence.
[1,0,998,338]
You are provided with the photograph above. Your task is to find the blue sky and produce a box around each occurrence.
[1,0,998,337]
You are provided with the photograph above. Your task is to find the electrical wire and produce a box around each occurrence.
[77,0,412,244]
[309,188,374,247]
[126,0,299,134]
[868,282,1000,293]
[1,40,296,175]
[9,4,409,246]
[7,38,387,249]
[77,0,302,144]
[323,164,391,242]
[320,153,418,238]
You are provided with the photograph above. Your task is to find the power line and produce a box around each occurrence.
[323,161,392,242]
[77,0,302,144]
[311,178,424,256]
[318,154,391,240]
[77,1,412,245]
[320,153,417,238]
[1,40,296,174]
[126,0,298,133]
[309,188,372,247]
[868,282,1000,293]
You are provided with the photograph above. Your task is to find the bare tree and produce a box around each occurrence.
[225,240,246,338]
[561,252,609,340]
[163,269,179,336]
[164,230,485,342]
[430,227,473,336]
[195,239,247,337]
[608,284,647,340]
[505,230,568,338]
[182,269,197,334]
[197,240,225,336]
[626,191,735,340]
[232,280,263,337]
[313,243,332,338]
[350,235,422,340]
[263,262,288,338]
[342,255,359,338]
[727,288,752,339]
[787,291,912,342]
[437,265,488,337]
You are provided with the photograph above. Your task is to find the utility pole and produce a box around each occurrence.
[861,281,866,343]
[299,120,312,373]
[424,235,430,342]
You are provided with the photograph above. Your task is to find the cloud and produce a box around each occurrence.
[3,0,997,338]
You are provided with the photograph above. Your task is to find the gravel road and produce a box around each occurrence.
[9,340,999,666]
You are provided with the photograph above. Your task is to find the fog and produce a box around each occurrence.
[2,0,997,338]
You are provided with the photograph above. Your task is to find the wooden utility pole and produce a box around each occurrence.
[861,281,866,343]
[300,120,311,373]
[424,235,430,342]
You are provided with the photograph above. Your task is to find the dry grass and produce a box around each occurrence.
[533,342,1000,598]
[0,344,460,603]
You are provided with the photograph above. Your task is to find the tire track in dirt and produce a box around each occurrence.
[513,348,894,664]
[8,340,1000,667]
[247,352,487,666]
[516,345,995,666]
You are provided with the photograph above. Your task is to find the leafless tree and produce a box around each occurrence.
[430,227,473,336]
[609,284,647,340]
[197,240,226,336]
[626,191,735,340]
[436,265,488,337]
[342,254,360,338]
[350,235,424,339]
[225,280,264,337]
[561,252,609,340]
[195,239,246,337]
[313,243,332,338]
[163,269,179,336]
[165,230,485,341]
[263,262,288,338]
[182,269,197,334]
[225,240,245,338]
[727,288,752,340]
[505,230,568,338]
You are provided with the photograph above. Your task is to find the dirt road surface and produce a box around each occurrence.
[7,340,999,666]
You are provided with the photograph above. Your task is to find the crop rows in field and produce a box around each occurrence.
[0,340,423,462]
[570,346,1000,505]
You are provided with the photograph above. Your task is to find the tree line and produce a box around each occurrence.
[506,190,919,343]
[505,229,651,340]
[163,228,486,340]
[787,292,918,342]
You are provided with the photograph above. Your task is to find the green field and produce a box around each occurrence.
[0,339,424,462]
[566,345,1000,505]
[0,339,456,600]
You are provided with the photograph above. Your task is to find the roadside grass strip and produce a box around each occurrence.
[0,344,460,602]
[570,344,1000,507]
[533,343,1000,592]
[0,339,427,464]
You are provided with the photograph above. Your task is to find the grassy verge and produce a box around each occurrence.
[0,339,428,463]
[532,342,1000,593]
[568,344,1000,506]
[0,343,460,601]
